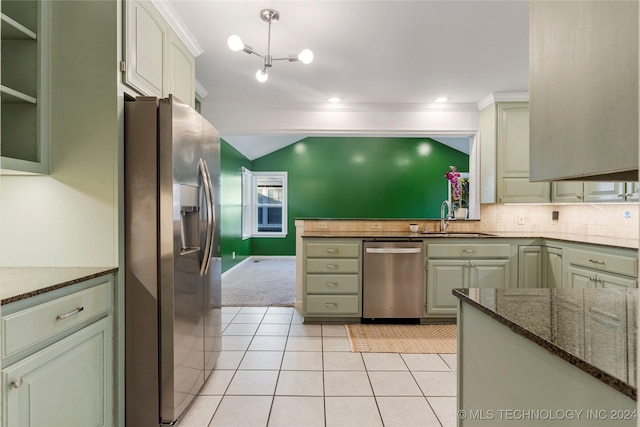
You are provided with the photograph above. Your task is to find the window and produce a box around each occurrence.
[242,168,287,238]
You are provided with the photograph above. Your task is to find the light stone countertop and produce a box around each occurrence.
[0,267,118,305]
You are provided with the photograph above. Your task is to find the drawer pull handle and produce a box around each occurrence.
[326,264,339,270]
[325,282,339,287]
[462,249,476,253]
[326,248,339,254]
[588,259,605,265]
[325,303,338,308]
[56,306,85,321]
[11,378,23,389]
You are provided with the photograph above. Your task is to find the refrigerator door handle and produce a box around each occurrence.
[204,159,216,271]
[199,159,214,276]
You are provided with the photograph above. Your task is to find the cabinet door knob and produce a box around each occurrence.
[11,378,23,389]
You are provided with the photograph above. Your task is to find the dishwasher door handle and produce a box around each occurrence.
[365,248,422,254]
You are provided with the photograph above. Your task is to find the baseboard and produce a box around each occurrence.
[221,257,252,279]
[250,255,296,261]
[222,255,296,279]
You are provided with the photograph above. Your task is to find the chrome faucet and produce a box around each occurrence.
[440,200,452,233]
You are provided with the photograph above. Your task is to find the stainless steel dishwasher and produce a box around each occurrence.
[363,241,424,320]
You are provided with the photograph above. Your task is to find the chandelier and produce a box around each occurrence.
[227,9,313,83]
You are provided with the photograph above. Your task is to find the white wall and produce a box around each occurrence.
[0,1,118,267]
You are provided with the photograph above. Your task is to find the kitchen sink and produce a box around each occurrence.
[420,232,497,238]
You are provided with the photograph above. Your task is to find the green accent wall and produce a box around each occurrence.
[220,139,252,272]
[250,136,469,256]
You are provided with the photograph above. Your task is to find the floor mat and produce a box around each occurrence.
[346,324,457,354]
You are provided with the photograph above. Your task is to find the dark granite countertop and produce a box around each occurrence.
[301,231,638,249]
[0,267,118,305]
[453,287,638,400]
[301,231,493,239]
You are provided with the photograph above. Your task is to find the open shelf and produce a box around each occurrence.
[1,1,49,175]
[1,85,37,104]
[1,13,37,40]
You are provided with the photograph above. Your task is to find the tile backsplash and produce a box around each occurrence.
[479,203,639,240]
[301,202,639,247]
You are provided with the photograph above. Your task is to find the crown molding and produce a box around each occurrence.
[195,80,209,99]
[477,92,529,110]
[218,128,480,137]
[151,0,204,57]
[204,101,480,114]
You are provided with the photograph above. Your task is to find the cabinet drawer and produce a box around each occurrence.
[567,249,637,277]
[306,259,360,274]
[306,242,360,258]
[428,244,511,258]
[2,281,112,359]
[305,295,359,315]
[306,274,359,294]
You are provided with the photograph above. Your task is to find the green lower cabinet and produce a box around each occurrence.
[426,260,467,317]
[544,246,563,288]
[568,266,599,289]
[2,316,113,427]
[568,266,637,289]
[518,246,543,288]
[471,260,510,289]
[426,258,510,318]
[598,272,637,289]
[303,239,362,320]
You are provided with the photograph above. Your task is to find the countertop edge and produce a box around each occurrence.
[452,288,637,401]
[300,232,637,250]
[1,267,119,305]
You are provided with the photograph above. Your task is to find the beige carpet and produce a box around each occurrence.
[222,258,295,307]
[346,324,457,354]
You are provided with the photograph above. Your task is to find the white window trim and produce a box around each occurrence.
[242,167,288,239]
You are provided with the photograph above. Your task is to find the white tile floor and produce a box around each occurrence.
[180,306,457,427]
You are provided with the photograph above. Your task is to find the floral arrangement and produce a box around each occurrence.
[445,166,463,201]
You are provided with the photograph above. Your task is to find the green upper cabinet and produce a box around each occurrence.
[1,0,50,174]
[551,182,584,203]
[123,0,195,107]
[481,101,550,203]
[552,181,638,203]
[529,0,638,181]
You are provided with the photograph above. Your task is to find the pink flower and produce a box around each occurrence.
[445,166,462,200]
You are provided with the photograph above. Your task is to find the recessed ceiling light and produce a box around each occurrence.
[328,97,341,103]
[434,97,449,103]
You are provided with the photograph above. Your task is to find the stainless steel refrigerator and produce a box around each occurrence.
[124,95,221,426]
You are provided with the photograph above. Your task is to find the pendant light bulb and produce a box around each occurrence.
[256,69,269,82]
[228,35,244,52]
[298,49,314,64]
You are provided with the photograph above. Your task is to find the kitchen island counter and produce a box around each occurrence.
[0,267,118,305]
[454,287,637,426]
